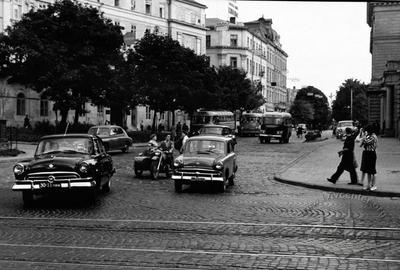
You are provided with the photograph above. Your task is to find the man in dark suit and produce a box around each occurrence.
[327,127,360,185]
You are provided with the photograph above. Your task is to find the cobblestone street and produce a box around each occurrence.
[0,135,399,269]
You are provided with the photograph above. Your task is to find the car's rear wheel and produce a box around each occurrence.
[174,181,182,193]
[121,145,129,153]
[22,191,33,206]
[134,168,143,177]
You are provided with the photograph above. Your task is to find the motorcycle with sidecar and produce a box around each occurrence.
[133,147,172,180]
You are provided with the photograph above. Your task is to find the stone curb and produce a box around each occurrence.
[273,175,400,198]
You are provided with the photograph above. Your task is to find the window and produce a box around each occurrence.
[230,34,238,47]
[159,6,164,18]
[131,25,136,39]
[16,93,25,116]
[230,57,237,68]
[145,0,151,15]
[114,0,119,7]
[130,0,135,10]
[206,35,210,48]
[247,37,249,48]
[40,96,48,116]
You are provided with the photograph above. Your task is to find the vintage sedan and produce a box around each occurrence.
[12,134,115,205]
[88,125,132,152]
[197,125,237,145]
[336,120,356,139]
[172,135,237,193]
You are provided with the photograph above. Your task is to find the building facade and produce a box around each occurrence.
[367,1,400,139]
[0,0,207,130]
[205,17,288,112]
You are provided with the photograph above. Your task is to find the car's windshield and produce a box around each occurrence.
[338,121,353,127]
[263,117,283,125]
[36,137,93,156]
[88,127,109,136]
[184,140,225,155]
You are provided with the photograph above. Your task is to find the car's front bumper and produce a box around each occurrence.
[172,169,224,183]
[12,177,95,191]
[259,134,282,138]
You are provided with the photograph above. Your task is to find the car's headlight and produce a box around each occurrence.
[214,161,223,170]
[173,158,183,168]
[277,131,283,135]
[13,164,24,175]
[79,163,89,174]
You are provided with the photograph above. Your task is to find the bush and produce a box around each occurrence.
[34,120,56,135]
[66,122,94,133]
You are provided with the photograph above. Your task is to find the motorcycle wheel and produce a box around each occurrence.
[151,160,159,180]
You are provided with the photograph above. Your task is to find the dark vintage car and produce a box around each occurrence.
[172,135,237,193]
[88,125,132,152]
[197,125,237,145]
[12,134,115,205]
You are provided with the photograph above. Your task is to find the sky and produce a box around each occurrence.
[199,0,371,102]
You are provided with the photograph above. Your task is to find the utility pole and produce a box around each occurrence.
[350,88,353,120]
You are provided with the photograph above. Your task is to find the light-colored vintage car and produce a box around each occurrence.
[336,120,356,139]
[172,135,237,193]
[88,125,132,152]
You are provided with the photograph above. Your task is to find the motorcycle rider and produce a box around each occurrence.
[160,134,174,168]
[148,134,159,149]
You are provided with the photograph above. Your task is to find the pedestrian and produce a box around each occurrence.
[359,125,378,191]
[23,114,31,129]
[180,130,189,154]
[296,125,303,138]
[176,122,182,133]
[327,127,360,185]
[182,122,189,133]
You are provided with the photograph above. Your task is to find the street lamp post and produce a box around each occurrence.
[350,88,353,120]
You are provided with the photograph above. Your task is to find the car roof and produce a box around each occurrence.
[188,135,231,142]
[201,125,230,129]
[40,133,96,140]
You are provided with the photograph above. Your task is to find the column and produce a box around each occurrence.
[385,86,393,136]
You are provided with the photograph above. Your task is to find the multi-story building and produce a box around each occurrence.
[367,1,400,139]
[205,17,288,112]
[0,0,207,130]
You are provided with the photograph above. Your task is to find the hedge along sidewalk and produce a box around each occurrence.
[0,142,149,164]
[274,136,400,198]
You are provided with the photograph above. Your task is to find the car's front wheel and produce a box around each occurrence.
[102,178,111,193]
[134,168,143,177]
[22,191,33,206]
[174,181,182,193]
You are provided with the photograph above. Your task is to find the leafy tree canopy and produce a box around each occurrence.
[292,86,329,127]
[332,78,368,125]
[0,0,124,126]
[289,99,314,124]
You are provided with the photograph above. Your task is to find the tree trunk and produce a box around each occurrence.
[152,109,157,133]
[59,108,69,133]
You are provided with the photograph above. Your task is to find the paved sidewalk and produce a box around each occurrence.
[275,136,400,197]
[0,142,148,163]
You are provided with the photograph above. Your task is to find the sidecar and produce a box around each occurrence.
[133,150,152,177]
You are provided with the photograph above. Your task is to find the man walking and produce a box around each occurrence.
[327,127,360,185]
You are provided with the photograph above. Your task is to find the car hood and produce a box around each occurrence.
[27,155,88,173]
[181,155,222,167]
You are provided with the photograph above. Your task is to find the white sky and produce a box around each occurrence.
[200,0,371,101]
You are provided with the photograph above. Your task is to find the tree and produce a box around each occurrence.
[291,86,329,128]
[289,100,314,124]
[332,79,368,125]
[0,0,123,128]
[131,32,218,130]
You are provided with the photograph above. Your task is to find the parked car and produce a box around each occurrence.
[88,125,132,152]
[197,125,237,145]
[335,120,356,139]
[172,135,237,193]
[12,134,115,205]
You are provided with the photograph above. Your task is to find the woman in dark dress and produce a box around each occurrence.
[360,125,378,191]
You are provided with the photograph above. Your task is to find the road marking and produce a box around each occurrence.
[1,216,400,231]
[0,243,399,263]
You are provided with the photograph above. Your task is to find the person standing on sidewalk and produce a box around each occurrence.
[359,125,378,191]
[327,127,360,185]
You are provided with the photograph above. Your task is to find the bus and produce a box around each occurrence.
[259,112,293,144]
[190,110,235,136]
[239,112,263,136]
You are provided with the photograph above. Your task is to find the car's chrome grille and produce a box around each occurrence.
[25,172,80,181]
[175,168,220,177]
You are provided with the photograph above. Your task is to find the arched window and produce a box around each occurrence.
[16,93,25,115]
[40,95,49,116]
